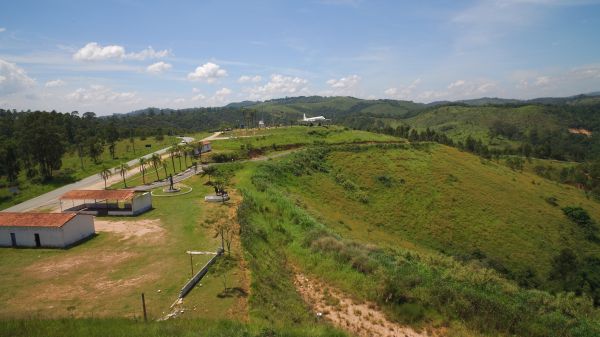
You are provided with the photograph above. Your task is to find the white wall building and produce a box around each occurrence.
[0,212,95,248]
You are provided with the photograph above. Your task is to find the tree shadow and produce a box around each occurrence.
[217,287,248,298]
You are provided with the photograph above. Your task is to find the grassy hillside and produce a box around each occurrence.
[237,144,600,336]
[405,104,563,145]
[287,144,600,280]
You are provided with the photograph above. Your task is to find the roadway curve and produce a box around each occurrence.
[2,135,204,212]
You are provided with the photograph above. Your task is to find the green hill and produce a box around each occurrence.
[237,140,600,336]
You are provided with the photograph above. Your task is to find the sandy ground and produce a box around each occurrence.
[94,218,164,241]
[294,273,430,337]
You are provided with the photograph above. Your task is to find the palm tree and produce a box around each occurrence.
[151,153,162,181]
[116,162,130,188]
[162,161,169,179]
[182,145,190,168]
[139,157,147,184]
[176,145,183,171]
[169,145,177,173]
[99,166,112,190]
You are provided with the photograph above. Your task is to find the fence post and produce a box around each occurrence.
[142,293,147,322]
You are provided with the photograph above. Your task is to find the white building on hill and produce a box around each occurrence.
[0,212,95,248]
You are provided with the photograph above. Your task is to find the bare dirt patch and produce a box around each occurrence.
[568,128,592,137]
[95,218,165,241]
[294,273,431,337]
[24,251,135,279]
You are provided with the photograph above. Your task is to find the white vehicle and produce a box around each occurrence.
[300,113,327,123]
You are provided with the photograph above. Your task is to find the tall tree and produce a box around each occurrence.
[169,146,177,172]
[87,137,104,164]
[116,162,130,188]
[151,153,162,181]
[99,166,112,190]
[139,157,147,184]
[162,161,169,179]
[0,141,20,184]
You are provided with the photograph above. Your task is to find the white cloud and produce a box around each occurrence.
[146,61,172,74]
[384,87,398,96]
[66,85,138,104]
[126,46,170,61]
[384,78,422,99]
[73,42,170,61]
[446,79,497,98]
[187,62,227,82]
[190,87,232,106]
[326,74,360,89]
[0,28,6,33]
[45,79,66,88]
[534,76,551,86]
[191,93,205,101]
[172,98,185,104]
[448,80,466,89]
[245,74,309,100]
[0,59,36,95]
[570,66,600,79]
[238,75,262,83]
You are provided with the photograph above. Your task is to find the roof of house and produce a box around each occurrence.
[60,189,136,201]
[0,212,77,228]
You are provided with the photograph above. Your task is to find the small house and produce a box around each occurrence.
[0,212,95,248]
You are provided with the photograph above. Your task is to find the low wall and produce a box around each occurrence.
[179,248,224,298]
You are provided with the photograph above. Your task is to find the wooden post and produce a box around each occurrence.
[190,253,194,277]
[141,293,147,322]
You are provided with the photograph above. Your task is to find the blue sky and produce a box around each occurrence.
[1,0,600,115]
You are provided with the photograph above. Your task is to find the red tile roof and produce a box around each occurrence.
[0,212,77,228]
[60,189,136,200]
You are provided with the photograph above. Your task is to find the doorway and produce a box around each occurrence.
[10,233,16,247]
[34,233,41,247]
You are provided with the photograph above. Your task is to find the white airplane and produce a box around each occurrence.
[300,113,327,123]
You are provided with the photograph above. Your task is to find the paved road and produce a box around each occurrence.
[2,136,198,212]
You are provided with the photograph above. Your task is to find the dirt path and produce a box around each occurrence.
[94,219,164,241]
[294,273,430,337]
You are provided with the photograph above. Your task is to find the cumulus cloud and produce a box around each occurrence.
[570,66,600,79]
[448,80,466,89]
[384,78,422,99]
[190,87,232,106]
[73,42,170,61]
[446,79,497,97]
[66,85,138,104]
[245,74,309,100]
[191,93,205,101]
[326,74,360,89]
[146,61,172,74]
[187,62,227,82]
[45,79,66,88]
[0,59,36,95]
[238,75,262,83]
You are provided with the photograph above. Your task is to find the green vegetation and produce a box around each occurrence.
[0,319,345,337]
[236,145,600,336]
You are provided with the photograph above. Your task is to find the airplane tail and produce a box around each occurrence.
[303,113,307,120]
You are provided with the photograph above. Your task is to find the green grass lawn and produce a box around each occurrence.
[212,125,402,153]
[0,173,245,321]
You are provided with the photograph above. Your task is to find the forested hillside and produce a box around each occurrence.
[2,93,600,208]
